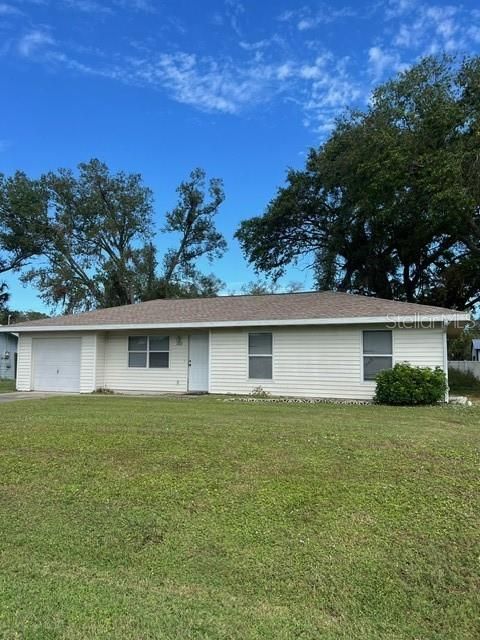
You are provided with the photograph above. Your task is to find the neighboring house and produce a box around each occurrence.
[0,331,18,380]
[0,291,470,400]
[472,339,480,361]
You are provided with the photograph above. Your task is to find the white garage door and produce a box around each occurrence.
[32,338,81,392]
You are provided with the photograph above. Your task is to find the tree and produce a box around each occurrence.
[61,159,151,309]
[21,162,227,311]
[240,279,278,295]
[448,320,480,360]
[0,171,48,274]
[239,279,304,295]
[138,168,227,300]
[159,168,227,297]
[0,306,49,326]
[236,56,480,310]
[23,160,152,312]
[23,159,154,312]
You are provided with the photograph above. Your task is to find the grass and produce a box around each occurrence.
[0,396,479,639]
[448,367,480,398]
[0,378,15,393]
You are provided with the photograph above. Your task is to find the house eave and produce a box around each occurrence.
[0,312,471,333]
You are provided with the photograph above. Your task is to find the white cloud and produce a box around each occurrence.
[384,0,416,20]
[368,45,405,80]
[9,0,480,140]
[390,4,474,55]
[277,9,294,22]
[25,40,361,134]
[276,62,294,80]
[298,54,331,80]
[108,50,361,133]
[17,0,158,13]
[63,0,113,14]
[295,55,363,132]
[113,0,157,12]
[468,25,480,44]
[393,23,417,48]
[144,53,251,113]
[101,51,285,114]
[278,4,356,31]
[225,0,245,37]
[297,17,315,31]
[239,39,273,52]
[18,29,54,57]
[0,3,22,15]
[424,6,461,51]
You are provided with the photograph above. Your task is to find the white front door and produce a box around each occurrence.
[32,338,81,392]
[188,334,209,392]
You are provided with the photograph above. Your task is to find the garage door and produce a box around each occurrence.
[32,338,81,392]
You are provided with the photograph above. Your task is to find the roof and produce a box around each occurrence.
[472,339,480,349]
[2,291,470,332]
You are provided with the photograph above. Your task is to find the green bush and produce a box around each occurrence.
[375,363,447,406]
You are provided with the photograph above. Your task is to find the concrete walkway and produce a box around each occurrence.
[0,392,65,403]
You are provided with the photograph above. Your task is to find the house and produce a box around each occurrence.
[472,339,480,361]
[0,331,18,380]
[0,291,470,400]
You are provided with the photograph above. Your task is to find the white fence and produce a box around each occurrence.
[449,361,480,380]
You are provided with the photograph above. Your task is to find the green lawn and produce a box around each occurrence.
[0,378,15,393]
[0,396,478,640]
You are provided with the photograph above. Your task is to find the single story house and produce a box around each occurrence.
[0,331,18,380]
[0,291,469,400]
[472,339,480,361]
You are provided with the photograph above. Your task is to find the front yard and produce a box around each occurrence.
[0,396,478,639]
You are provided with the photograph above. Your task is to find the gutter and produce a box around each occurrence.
[0,312,471,333]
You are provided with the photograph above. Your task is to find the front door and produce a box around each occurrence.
[188,334,209,392]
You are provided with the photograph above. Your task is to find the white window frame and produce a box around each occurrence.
[127,335,170,369]
[361,329,393,382]
[248,331,273,380]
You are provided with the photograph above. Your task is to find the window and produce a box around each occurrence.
[363,330,392,381]
[128,335,169,368]
[248,332,272,379]
[128,336,147,368]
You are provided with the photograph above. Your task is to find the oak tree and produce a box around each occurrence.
[236,56,480,310]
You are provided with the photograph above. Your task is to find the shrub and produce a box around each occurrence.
[249,385,271,398]
[375,363,447,406]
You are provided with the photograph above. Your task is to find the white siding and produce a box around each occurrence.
[13,324,446,399]
[209,325,446,400]
[95,333,106,390]
[80,333,96,393]
[394,327,444,368]
[16,334,33,391]
[103,330,189,393]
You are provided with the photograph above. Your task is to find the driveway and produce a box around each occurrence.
[0,392,68,403]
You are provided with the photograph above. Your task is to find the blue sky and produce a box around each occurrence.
[1,0,480,311]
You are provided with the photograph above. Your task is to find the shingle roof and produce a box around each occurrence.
[6,291,469,330]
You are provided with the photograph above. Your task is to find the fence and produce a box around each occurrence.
[448,361,480,380]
